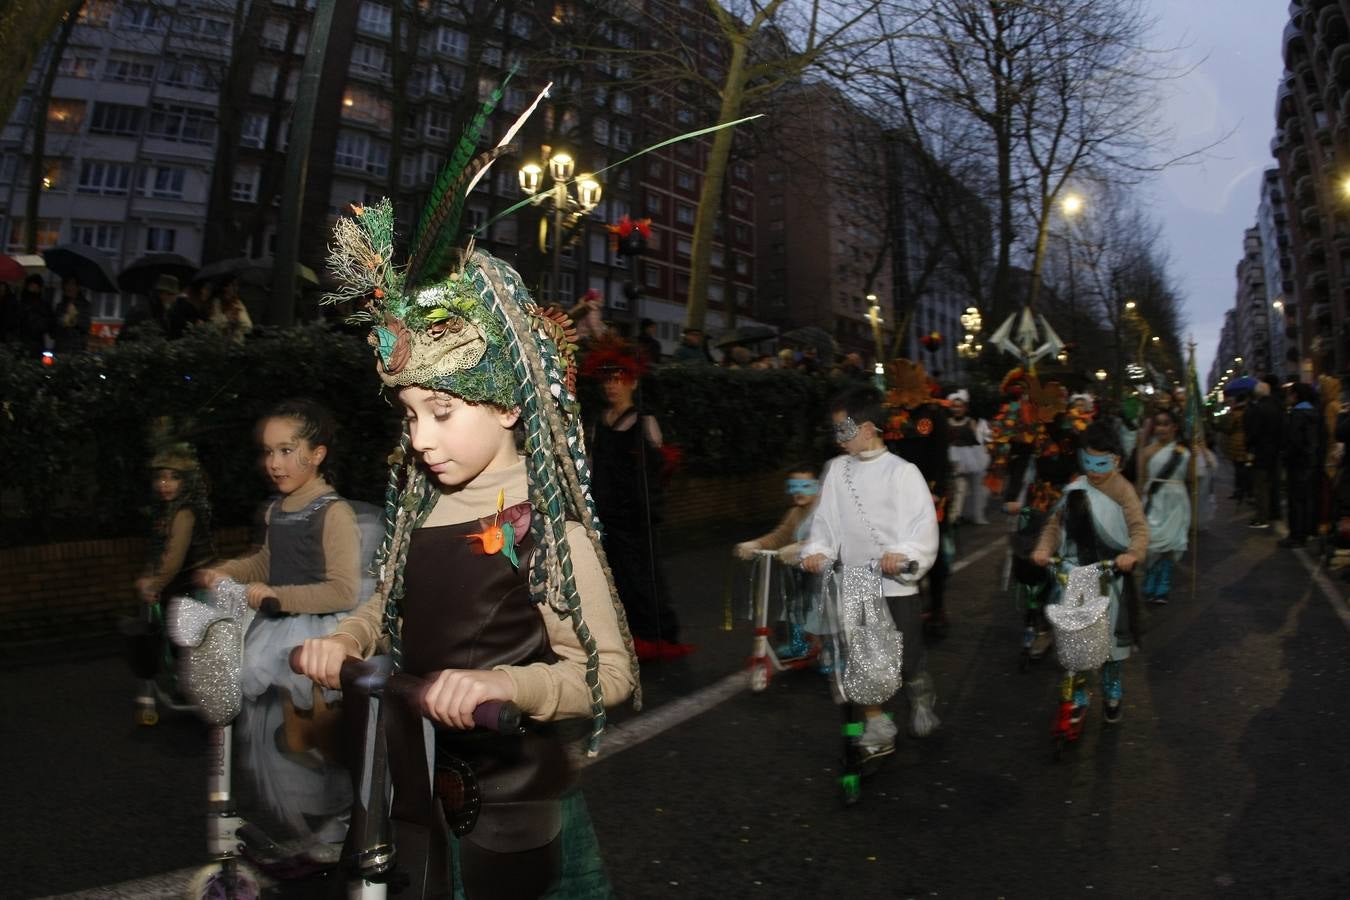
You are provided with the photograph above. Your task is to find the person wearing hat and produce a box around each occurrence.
[119,273,177,343]
[947,389,990,525]
[209,274,253,344]
[674,326,710,363]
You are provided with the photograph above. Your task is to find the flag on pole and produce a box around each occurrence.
[1185,339,1201,599]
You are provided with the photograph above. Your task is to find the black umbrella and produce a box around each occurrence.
[117,253,199,294]
[713,323,778,348]
[42,245,118,293]
[780,325,838,358]
[196,257,319,287]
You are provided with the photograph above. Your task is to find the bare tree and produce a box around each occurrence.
[863,0,1181,327]
[0,1,78,132]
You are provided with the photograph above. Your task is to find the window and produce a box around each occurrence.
[767,170,784,184]
[592,118,610,145]
[645,265,661,288]
[734,254,749,276]
[710,246,723,268]
[47,99,86,133]
[142,165,186,199]
[676,237,692,257]
[357,2,391,36]
[732,192,750,213]
[105,58,156,83]
[0,154,17,184]
[58,56,98,78]
[231,164,260,202]
[648,158,664,178]
[240,112,269,149]
[146,103,216,144]
[424,107,452,141]
[89,102,142,135]
[645,193,663,214]
[732,161,751,181]
[675,107,694,125]
[675,273,689,295]
[145,226,177,252]
[708,281,724,303]
[676,203,695,226]
[6,219,60,252]
[736,287,751,308]
[251,63,280,97]
[116,4,168,33]
[162,59,217,90]
[433,26,468,60]
[676,170,696,191]
[334,129,389,177]
[492,218,517,243]
[77,161,132,195]
[734,223,750,243]
[175,14,231,40]
[71,222,122,253]
[613,92,632,115]
[351,42,389,77]
[465,206,487,231]
[504,87,532,113]
[342,87,391,127]
[261,19,289,50]
[612,126,632,150]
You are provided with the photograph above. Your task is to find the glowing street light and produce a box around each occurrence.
[519,149,602,303]
[1061,193,1084,216]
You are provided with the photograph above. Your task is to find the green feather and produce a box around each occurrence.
[404,145,515,286]
[405,74,511,288]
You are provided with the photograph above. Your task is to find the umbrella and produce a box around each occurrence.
[1222,375,1258,395]
[196,257,319,287]
[780,325,838,358]
[42,245,119,293]
[117,253,198,294]
[0,255,27,282]
[713,323,778,348]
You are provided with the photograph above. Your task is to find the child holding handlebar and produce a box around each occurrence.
[1032,422,1149,723]
[295,194,638,898]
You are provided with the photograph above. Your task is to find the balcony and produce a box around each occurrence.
[1318,3,1348,51]
[1336,42,1350,87]
[1296,173,1317,202]
[1292,144,1311,174]
[1308,269,1331,294]
[1312,301,1332,321]
[1308,236,1327,260]
[1302,203,1324,231]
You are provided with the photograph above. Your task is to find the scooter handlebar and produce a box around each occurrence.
[285,646,525,735]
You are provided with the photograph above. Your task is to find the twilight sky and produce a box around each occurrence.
[1145,0,1290,381]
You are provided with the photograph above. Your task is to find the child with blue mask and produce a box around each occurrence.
[736,465,823,659]
[1032,422,1150,724]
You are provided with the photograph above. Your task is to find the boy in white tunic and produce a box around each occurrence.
[802,385,942,760]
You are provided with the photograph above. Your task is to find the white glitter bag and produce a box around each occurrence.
[167,579,256,726]
[1045,564,1112,672]
[836,564,903,705]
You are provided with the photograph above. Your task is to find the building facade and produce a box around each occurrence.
[1234,226,1271,377]
[1,0,760,350]
[1271,0,1350,378]
[1256,167,1292,377]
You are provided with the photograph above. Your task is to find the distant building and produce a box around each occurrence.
[1256,168,1292,378]
[1233,226,1270,377]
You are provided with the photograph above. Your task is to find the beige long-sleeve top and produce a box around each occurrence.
[143,508,197,595]
[1034,470,1150,564]
[748,503,814,551]
[332,460,635,722]
[215,476,360,614]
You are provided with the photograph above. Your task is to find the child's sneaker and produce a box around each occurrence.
[858,714,897,761]
[1103,700,1122,724]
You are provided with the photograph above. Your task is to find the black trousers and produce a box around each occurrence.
[602,519,681,642]
[1286,468,1317,540]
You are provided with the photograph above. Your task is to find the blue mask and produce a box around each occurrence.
[786,478,819,496]
[1078,449,1116,474]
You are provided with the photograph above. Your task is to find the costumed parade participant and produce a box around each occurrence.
[1138,408,1190,605]
[946,389,990,526]
[883,360,953,636]
[802,383,941,762]
[985,367,1079,658]
[735,462,823,661]
[1032,422,1149,724]
[126,432,218,724]
[294,77,641,895]
[199,398,362,865]
[583,338,692,661]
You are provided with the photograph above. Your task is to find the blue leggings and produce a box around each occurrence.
[1144,556,1173,598]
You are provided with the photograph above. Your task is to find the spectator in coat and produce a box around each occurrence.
[49,276,91,355]
[17,274,49,355]
[1279,380,1323,548]
[1244,376,1285,530]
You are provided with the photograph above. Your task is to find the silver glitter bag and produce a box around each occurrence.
[167,579,256,726]
[836,564,903,705]
[1045,564,1112,672]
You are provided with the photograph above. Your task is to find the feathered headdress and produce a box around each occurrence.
[325,75,639,754]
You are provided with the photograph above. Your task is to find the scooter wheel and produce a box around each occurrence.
[188,861,260,900]
[748,663,770,692]
[137,707,159,727]
[840,773,861,807]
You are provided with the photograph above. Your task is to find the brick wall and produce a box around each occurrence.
[0,470,789,644]
[0,527,252,645]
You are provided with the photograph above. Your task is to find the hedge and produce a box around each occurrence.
[0,330,842,547]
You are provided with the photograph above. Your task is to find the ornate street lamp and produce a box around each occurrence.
[519,148,602,303]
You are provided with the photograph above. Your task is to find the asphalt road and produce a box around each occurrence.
[7,490,1350,899]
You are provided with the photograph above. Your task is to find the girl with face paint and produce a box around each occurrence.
[1031,423,1150,724]
[735,465,824,660]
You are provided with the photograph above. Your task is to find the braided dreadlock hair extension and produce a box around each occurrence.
[370,422,436,668]
[482,258,643,741]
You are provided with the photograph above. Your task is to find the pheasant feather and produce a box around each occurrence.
[405,75,510,289]
[403,145,515,285]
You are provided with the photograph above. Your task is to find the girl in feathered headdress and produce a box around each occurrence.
[294,76,639,897]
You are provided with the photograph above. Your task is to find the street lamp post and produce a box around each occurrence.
[519,149,602,304]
